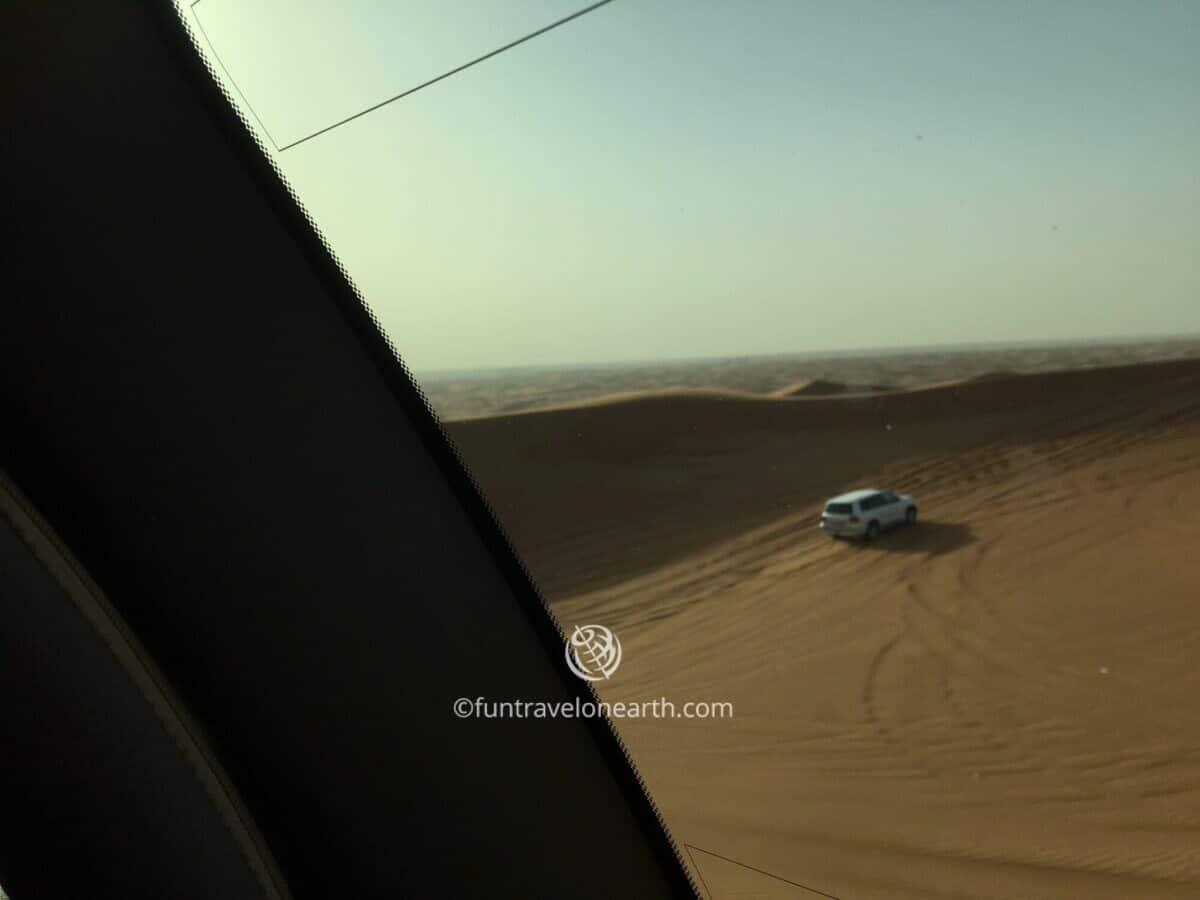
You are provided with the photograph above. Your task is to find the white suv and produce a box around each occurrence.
[819,489,917,541]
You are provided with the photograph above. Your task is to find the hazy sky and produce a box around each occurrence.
[188,1,1199,372]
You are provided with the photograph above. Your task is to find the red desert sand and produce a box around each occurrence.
[449,357,1200,899]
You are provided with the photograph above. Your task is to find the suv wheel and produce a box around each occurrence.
[865,521,880,542]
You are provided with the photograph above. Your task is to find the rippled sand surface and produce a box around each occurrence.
[451,355,1200,899]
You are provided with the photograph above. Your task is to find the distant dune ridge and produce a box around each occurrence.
[771,377,892,397]
[422,336,1200,420]
[449,355,1200,899]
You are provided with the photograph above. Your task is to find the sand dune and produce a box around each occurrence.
[420,337,1200,420]
[773,378,893,397]
[448,357,1200,899]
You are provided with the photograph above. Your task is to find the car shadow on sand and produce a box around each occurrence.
[851,520,975,556]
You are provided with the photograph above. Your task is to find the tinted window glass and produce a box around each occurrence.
[185,4,1200,896]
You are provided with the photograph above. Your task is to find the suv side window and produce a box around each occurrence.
[860,494,878,511]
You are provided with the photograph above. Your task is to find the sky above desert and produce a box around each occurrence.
[188,0,1200,372]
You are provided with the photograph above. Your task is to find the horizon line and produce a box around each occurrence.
[412,330,1200,378]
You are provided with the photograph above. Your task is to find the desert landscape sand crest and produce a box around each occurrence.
[449,357,1200,899]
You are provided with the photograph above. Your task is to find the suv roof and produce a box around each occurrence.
[827,489,881,504]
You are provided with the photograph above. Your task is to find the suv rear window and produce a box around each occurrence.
[824,503,853,515]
